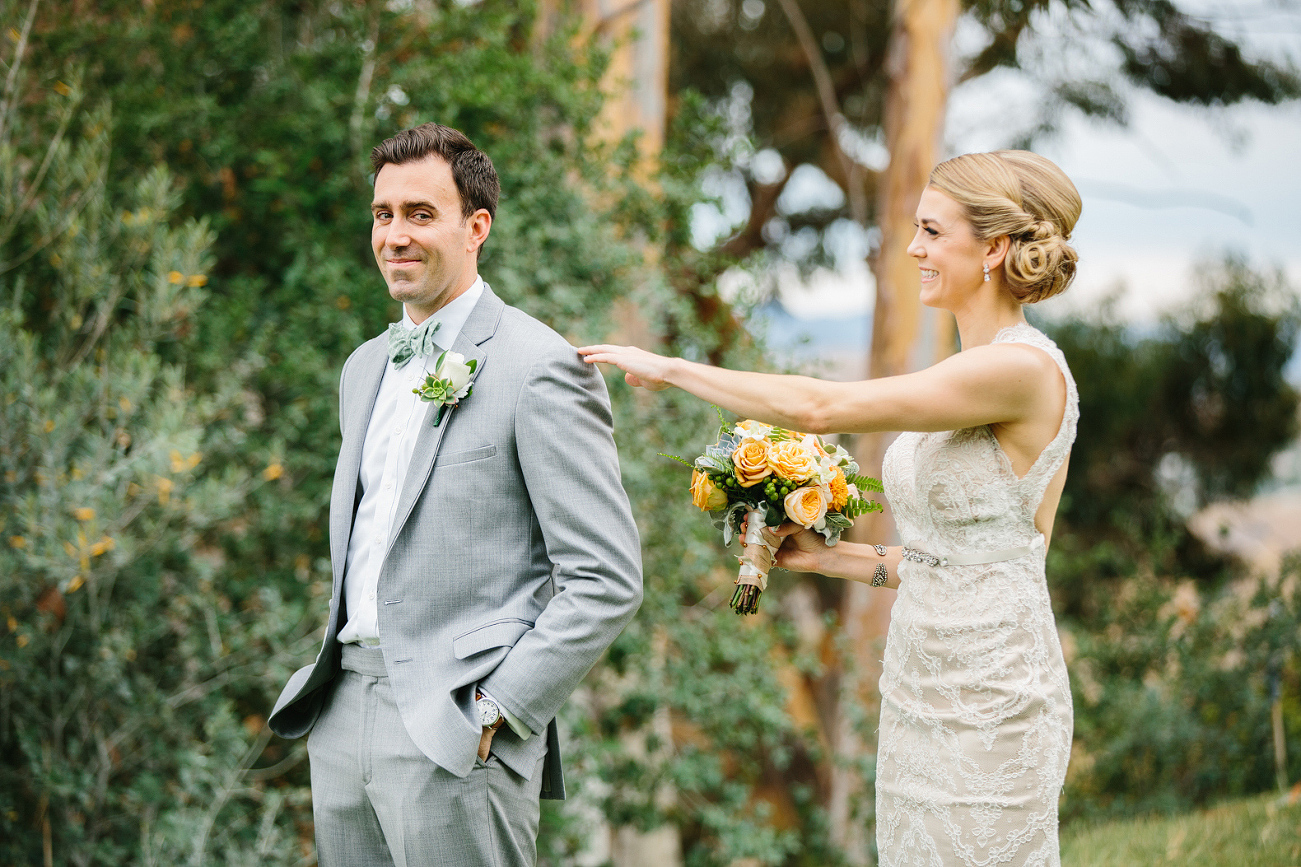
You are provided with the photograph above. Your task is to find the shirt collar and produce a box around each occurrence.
[399,275,485,351]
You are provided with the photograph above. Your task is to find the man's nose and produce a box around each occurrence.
[385,221,411,248]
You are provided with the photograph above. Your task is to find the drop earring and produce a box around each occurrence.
[983,263,990,282]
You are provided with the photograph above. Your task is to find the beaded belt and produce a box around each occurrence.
[901,541,1036,568]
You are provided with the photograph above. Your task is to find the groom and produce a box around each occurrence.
[268,122,643,866]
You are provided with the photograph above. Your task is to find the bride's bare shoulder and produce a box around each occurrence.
[936,341,1060,388]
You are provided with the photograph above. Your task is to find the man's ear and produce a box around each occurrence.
[467,209,492,255]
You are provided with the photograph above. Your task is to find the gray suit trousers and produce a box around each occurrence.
[307,645,545,867]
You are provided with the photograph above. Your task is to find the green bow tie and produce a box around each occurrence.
[387,318,442,369]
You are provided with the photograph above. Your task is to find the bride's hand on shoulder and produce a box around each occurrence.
[577,344,675,391]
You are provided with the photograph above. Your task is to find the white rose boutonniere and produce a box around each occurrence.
[413,350,478,424]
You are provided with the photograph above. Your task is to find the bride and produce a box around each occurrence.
[580,150,1081,866]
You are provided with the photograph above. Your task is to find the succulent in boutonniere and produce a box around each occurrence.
[414,350,477,424]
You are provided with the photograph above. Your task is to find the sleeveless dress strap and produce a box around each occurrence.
[993,324,1080,512]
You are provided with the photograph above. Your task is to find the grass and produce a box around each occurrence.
[1061,790,1301,866]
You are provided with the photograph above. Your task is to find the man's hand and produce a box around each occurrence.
[477,726,495,762]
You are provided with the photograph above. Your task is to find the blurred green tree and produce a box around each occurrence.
[1044,259,1301,615]
[0,58,317,863]
[1040,261,1301,823]
[1059,559,1301,822]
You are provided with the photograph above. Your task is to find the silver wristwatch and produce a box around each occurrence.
[476,692,503,730]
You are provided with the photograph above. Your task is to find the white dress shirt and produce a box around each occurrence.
[339,277,484,646]
[337,278,530,740]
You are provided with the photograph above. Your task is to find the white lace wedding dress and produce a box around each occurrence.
[875,323,1078,867]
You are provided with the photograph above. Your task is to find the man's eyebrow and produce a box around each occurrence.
[371,199,439,212]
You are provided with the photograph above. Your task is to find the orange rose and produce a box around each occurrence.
[784,486,828,528]
[828,467,849,511]
[767,440,818,483]
[732,440,773,487]
[690,470,728,511]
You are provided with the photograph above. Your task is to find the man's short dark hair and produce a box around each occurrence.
[370,123,499,221]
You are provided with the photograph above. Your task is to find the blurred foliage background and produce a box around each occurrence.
[1,0,1298,865]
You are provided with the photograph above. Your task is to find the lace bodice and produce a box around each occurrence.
[874,322,1078,867]
[883,322,1079,555]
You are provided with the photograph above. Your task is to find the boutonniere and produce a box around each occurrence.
[413,350,478,424]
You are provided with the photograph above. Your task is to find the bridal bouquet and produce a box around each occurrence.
[682,419,883,615]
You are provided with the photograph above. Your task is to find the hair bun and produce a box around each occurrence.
[1028,219,1056,242]
[1005,228,1077,304]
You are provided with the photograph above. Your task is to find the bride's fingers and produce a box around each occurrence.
[577,344,627,361]
[771,522,804,538]
[577,345,613,365]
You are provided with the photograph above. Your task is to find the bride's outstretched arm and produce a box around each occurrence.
[577,342,1054,435]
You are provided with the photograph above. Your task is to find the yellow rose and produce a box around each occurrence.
[690,470,728,511]
[828,467,849,511]
[732,439,773,487]
[768,440,818,483]
[784,486,829,528]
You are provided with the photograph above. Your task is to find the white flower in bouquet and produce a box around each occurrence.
[735,420,775,441]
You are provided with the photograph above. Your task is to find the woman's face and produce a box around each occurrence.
[907,186,988,310]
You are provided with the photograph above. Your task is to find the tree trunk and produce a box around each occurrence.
[829,0,959,859]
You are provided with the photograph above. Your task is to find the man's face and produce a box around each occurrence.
[370,155,489,322]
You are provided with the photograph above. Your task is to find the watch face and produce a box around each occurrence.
[477,698,500,727]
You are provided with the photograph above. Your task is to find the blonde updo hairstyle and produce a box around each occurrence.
[928,150,1082,304]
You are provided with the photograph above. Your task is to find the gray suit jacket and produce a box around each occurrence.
[268,286,643,799]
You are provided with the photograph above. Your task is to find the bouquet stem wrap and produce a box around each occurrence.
[732,508,780,615]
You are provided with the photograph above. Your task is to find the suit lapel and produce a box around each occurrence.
[386,286,504,552]
[330,338,388,592]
